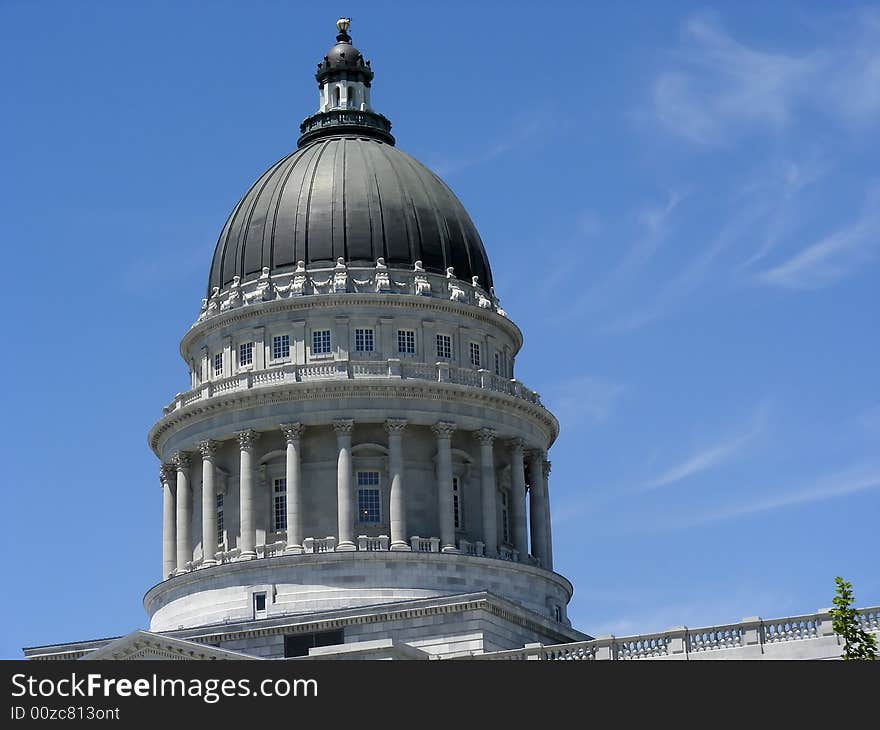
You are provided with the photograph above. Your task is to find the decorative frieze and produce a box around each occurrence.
[194,259,507,326]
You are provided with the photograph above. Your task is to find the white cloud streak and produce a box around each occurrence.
[674,463,880,529]
[755,202,880,289]
[632,406,766,494]
[652,12,880,145]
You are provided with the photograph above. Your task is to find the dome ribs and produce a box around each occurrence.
[207,138,494,291]
[220,153,290,290]
[345,138,377,262]
[397,149,447,277]
[266,147,306,273]
[302,140,334,266]
[289,141,323,268]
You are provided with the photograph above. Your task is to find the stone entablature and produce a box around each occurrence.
[162,360,544,417]
[462,606,880,661]
[194,261,508,330]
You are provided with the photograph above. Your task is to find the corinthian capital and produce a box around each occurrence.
[526,447,546,464]
[542,459,552,478]
[384,418,408,435]
[508,437,525,453]
[280,422,305,443]
[475,427,496,445]
[432,421,456,439]
[237,429,260,450]
[333,419,354,435]
[172,451,191,471]
[159,463,176,486]
[198,439,219,460]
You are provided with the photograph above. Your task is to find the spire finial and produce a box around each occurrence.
[336,17,352,42]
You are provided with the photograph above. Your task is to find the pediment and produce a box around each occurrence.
[84,630,258,661]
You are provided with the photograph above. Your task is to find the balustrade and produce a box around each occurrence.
[357,535,390,551]
[303,536,337,553]
[165,359,543,414]
[763,615,818,643]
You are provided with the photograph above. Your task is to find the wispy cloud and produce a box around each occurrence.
[673,463,880,529]
[632,405,767,494]
[754,191,880,289]
[651,12,880,145]
[430,106,555,177]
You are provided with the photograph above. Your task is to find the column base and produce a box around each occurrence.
[335,541,357,552]
[389,541,412,551]
[284,544,304,555]
[441,546,460,554]
[199,560,217,569]
[236,551,257,561]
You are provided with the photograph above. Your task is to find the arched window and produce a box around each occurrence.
[347,85,357,109]
[333,86,341,108]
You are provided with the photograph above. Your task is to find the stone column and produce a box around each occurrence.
[173,451,192,573]
[475,428,498,556]
[528,449,549,568]
[160,463,176,579]
[199,440,218,567]
[237,429,260,560]
[509,438,528,561]
[281,423,305,554]
[334,419,356,551]
[385,419,410,551]
[433,421,459,553]
[543,459,554,570]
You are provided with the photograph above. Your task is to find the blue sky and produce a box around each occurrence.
[1,1,877,658]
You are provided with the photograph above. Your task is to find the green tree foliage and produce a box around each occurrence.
[830,576,878,660]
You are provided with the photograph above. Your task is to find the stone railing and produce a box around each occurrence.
[458,539,485,557]
[357,535,390,551]
[256,541,285,559]
[195,261,507,326]
[410,536,441,553]
[303,537,337,554]
[461,607,880,660]
[498,546,520,562]
[163,360,542,415]
[170,535,547,578]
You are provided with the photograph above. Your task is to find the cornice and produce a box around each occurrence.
[148,379,559,456]
[180,293,524,358]
[169,592,582,649]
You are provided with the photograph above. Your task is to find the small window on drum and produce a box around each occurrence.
[253,592,267,619]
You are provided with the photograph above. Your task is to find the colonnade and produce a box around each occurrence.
[159,420,553,579]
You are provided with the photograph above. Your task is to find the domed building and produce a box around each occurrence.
[24,19,585,661]
[25,20,868,663]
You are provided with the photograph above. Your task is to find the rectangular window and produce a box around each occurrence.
[453,476,461,529]
[284,630,345,658]
[272,334,290,360]
[397,329,416,355]
[494,352,501,376]
[239,341,253,367]
[253,592,267,617]
[354,328,374,353]
[357,471,380,523]
[436,333,452,360]
[470,342,481,368]
[273,478,287,531]
[213,353,223,377]
[216,494,224,544]
[312,329,331,355]
[501,491,510,544]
